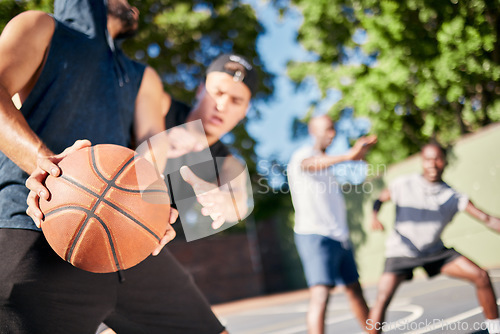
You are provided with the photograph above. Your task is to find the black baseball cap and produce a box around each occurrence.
[206,54,258,96]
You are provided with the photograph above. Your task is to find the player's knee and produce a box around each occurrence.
[311,293,329,306]
[473,268,491,288]
[375,289,393,307]
[310,286,330,306]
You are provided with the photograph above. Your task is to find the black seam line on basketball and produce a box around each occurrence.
[44,205,90,218]
[60,162,167,197]
[59,175,100,198]
[54,206,121,271]
[44,206,93,261]
[90,146,108,182]
[91,214,121,272]
[68,151,136,262]
[103,200,161,241]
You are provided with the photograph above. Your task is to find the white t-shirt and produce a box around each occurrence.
[287,146,349,242]
[386,174,469,258]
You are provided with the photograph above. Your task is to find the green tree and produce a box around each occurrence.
[284,0,500,166]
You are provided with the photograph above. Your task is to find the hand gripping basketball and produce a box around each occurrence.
[39,144,171,273]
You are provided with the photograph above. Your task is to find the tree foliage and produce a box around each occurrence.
[0,0,271,101]
[285,0,500,166]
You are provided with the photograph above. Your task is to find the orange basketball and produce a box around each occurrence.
[39,144,170,273]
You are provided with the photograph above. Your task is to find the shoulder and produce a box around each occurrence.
[0,11,55,93]
[392,174,417,184]
[2,11,54,42]
[288,146,314,171]
[439,180,467,198]
[136,66,163,99]
[291,145,314,161]
[389,174,418,191]
[140,66,162,87]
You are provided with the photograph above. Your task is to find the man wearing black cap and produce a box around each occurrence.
[168,53,257,147]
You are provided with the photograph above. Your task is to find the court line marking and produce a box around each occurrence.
[259,303,423,334]
[385,304,425,331]
[406,298,500,334]
[222,275,500,334]
[270,313,356,334]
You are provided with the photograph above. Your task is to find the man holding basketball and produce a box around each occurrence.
[368,142,500,334]
[0,0,226,332]
[287,115,376,334]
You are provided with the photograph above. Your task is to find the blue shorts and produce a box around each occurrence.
[295,233,359,287]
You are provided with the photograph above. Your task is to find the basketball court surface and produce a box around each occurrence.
[213,268,500,334]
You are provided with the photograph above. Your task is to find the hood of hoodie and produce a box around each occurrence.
[54,0,132,86]
[54,0,108,40]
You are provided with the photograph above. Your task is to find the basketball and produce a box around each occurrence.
[39,144,171,273]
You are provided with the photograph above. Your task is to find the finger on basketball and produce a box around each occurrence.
[152,226,176,256]
[26,191,43,219]
[25,173,50,200]
[169,207,179,225]
[26,200,42,228]
[37,157,60,177]
[60,139,92,157]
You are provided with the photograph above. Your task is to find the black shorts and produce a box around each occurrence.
[0,229,224,334]
[384,248,462,280]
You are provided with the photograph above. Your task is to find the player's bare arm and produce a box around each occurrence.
[133,66,179,254]
[371,188,391,231]
[465,200,500,233]
[134,66,166,146]
[0,11,56,174]
[0,12,89,226]
[301,135,377,172]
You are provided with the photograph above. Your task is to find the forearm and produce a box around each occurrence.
[465,201,500,233]
[0,85,51,174]
[372,200,382,223]
[371,189,391,229]
[301,153,350,171]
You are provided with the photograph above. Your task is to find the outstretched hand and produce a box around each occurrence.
[486,216,500,233]
[25,139,92,227]
[166,127,206,159]
[180,166,228,229]
[349,135,378,161]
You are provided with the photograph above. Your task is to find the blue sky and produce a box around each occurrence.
[242,0,342,163]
